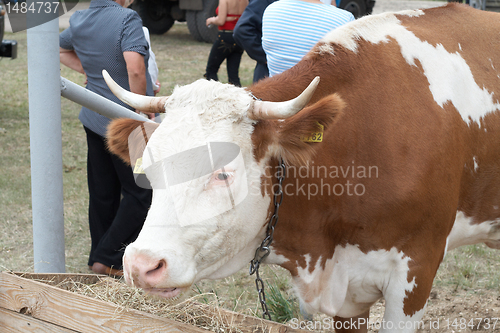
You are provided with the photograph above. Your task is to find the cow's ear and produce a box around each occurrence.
[106,119,160,165]
[277,93,345,166]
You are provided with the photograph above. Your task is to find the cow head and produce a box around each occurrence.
[104,70,343,299]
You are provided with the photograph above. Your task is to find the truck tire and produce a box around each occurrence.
[132,0,175,35]
[186,10,204,42]
[339,0,367,18]
[196,0,219,43]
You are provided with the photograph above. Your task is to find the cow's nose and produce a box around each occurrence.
[123,253,167,288]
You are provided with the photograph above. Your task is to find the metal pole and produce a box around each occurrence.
[27,8,65,272]
[60,77,156,123]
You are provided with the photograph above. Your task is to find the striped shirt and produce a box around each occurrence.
[262,0,354,77]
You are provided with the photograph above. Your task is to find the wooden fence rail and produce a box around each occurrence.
[0,272,308,333]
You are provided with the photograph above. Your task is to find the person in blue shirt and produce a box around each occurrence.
[262,0,355,77]
[233,0,278,83]
[59,0,153,276]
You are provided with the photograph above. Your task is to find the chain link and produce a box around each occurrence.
[249,158,286,320]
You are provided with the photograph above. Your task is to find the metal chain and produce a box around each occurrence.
[249,158,286,320]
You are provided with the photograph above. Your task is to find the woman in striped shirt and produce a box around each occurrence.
[262,0,354,77]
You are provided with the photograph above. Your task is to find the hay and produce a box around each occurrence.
[49,276,249,333]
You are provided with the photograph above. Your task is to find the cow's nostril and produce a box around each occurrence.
[146,259,167,276]
[125,253,168,288]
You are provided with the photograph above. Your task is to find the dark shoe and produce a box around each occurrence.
[91,262,123,277]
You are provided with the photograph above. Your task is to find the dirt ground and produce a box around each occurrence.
[368,286,500,332]
[302,286,500,332]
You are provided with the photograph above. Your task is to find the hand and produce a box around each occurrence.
[154,80,161,96]
[206,17,215,27]
[136,110,156,120]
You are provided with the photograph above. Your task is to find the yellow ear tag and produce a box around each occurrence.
[133,157,145,174]
[300,122,324,143]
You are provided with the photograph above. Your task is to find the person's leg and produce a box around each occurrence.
[91,150,152,270]
[224,33,243,87]
[84,127,121,268]
[205,33,226,81]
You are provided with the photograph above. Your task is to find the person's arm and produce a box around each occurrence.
[123,51,154,119]
[123,51,147,96]
[142,26,161,95]
[206,0,228,26]
[60,28,85,74]
[60,47,85,74]
[233,1,268,64]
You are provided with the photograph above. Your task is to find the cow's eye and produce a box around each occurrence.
[217,172,230,181]
[210,169,234,186]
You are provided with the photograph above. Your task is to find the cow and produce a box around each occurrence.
[103,3,500,332]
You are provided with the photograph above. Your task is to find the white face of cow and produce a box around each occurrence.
[103,71,322,298]
[122,81,272,297]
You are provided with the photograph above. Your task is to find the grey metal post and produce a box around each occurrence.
[60,77,156,123]
[27,11,65,272]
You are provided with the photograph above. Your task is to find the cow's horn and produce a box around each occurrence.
[102,70,168,113]
[248,76,320,120]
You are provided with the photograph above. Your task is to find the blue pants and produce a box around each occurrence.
[205,31,244,87]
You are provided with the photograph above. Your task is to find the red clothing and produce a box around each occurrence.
[216,7,241,31]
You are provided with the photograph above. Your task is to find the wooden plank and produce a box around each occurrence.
[12,272,104,287]
[3,272,311,333]
[12,272,107,286]
[0,272,209,333]
[0,307,80,333]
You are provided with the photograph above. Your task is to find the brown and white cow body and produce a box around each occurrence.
[105,4,500,332]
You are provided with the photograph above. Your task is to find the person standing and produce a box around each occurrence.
[59,0,153,276]
[262,0,355,77]
[233,0,277,83]
[142,26,161,96]
[204,0,248,87]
